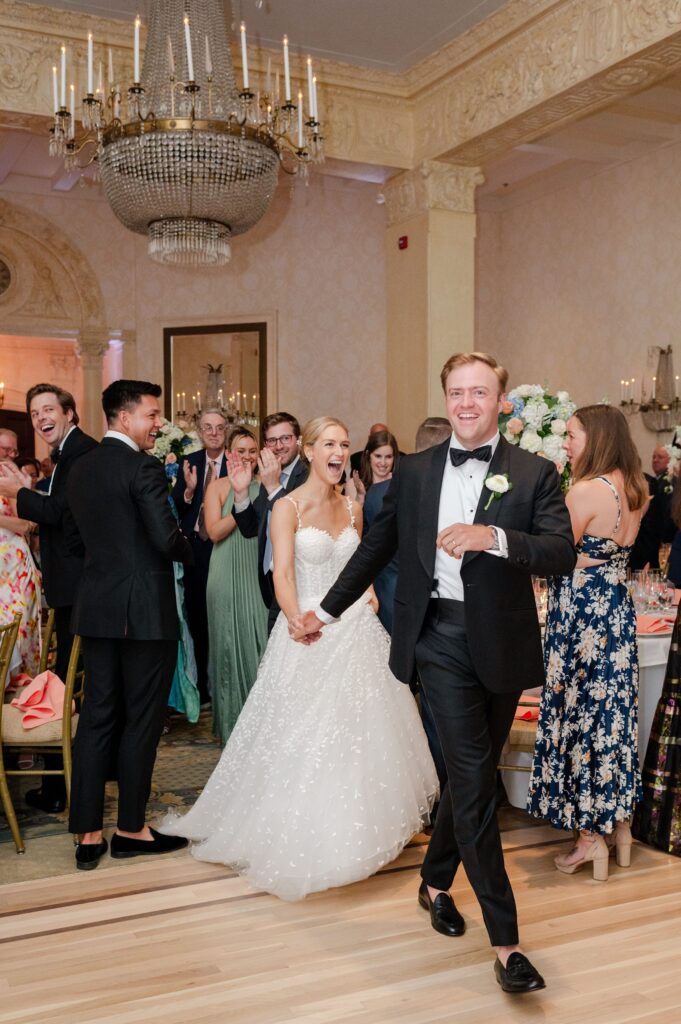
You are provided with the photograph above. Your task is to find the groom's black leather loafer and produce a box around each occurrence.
[110,828,188,858]
[418,880,465,936]
[494,952,546,993]
[75,838,108,871]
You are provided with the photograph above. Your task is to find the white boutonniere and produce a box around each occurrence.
[483,472,512,511]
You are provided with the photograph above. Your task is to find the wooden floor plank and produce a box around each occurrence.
[1,831,680,1024]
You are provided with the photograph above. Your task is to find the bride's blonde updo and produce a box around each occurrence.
[300,416,349,463]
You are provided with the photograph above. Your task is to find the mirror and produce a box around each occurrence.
[163,322,266,430]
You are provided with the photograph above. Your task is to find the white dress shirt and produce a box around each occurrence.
[433,431,507,601]
[47,424,77,495]
[316,432,508,625]
[104,429,140,451]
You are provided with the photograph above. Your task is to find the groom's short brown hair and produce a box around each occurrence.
[440,352,508,395]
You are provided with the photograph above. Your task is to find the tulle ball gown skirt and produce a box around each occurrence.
[160,598,438,900]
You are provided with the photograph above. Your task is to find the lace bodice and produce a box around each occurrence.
[285,497,361,608]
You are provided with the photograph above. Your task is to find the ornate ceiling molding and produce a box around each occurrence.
[3,0,681,175]
[384,161,484,226]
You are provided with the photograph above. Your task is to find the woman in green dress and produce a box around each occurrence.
[205,427,268,744]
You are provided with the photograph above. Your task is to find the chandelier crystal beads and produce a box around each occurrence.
[49,0,325,266]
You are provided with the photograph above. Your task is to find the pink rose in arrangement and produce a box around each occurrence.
[506,417,523,436]
[165,453,177,464]
[501,401,514,415]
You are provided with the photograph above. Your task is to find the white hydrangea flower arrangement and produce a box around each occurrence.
[499,386,576,491]
[151,418,203,484]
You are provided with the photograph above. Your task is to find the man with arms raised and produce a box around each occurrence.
[0,385,97,813]
[66,380,192,869]
[293,353,575,993]
[231,412,308,633]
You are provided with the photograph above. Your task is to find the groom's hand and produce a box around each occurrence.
[437,523,495,559]
[288,611,324,644]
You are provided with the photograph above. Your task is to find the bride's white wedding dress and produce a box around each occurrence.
[160,497,438,900]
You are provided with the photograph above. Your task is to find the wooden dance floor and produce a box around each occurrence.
[1,823,680,1023]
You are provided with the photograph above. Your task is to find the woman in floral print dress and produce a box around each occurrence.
[527,405,648,880]
[0,494,41,679]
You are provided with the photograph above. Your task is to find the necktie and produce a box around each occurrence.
[263,470,287,574]
[449,445,492,468]
[197,459,216,540]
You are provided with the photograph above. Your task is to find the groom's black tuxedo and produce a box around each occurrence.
[321,435,575,947]
[322,436,574,690]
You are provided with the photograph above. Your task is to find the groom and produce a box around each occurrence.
[292,352,575,993]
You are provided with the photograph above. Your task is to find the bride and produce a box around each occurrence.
[160,416,438,900]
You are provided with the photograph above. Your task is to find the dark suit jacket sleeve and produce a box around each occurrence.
[504,459,576,576]
[170,458,192,521]
[16,485,66,526]
[320,471,400,619]
[133,457,193,563]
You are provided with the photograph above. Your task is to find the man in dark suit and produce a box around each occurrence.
[0,384,97,813]
[292,353,575,993]
[66,380,192,869]
[630,445,675,570]
[231,412,308,633]
[171,409,228,702]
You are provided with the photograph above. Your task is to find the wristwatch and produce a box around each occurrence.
[488,525,501,551]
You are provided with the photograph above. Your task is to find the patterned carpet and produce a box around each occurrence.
[0,710,222,847]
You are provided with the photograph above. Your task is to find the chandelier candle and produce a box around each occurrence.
[283,35,291,101]
[297,91,304,148]
[52,65,58,113]
[69,83,75,138]
[183,16,194,81]
[60,45,66,107]
[240,22,249,90]
[312,75,318,120]
[306,57,313,114]
[134,16,141,82]
[167,35,175,77]
[108,47,114,85]
[205,36,212,77]
[87,33,93,94]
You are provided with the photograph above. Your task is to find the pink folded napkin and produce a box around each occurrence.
[514,694,540,721]
[636,614,676,634]
[10,670,66,729]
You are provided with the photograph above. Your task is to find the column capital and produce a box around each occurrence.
[77,329,109,362]
[384,161,484,226]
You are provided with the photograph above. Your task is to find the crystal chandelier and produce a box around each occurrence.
[620,345,681,432]
[48,0,325,265]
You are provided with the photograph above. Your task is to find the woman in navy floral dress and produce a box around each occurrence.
[527,405,648,880]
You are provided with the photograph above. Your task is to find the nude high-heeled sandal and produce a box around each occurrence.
[605,822,632,868]
[554,832,610,881]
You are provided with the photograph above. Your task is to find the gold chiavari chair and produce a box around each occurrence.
[39,607,57,675]
[0,614,24,853]
[0,634,84,854]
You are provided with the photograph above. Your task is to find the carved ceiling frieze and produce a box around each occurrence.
[3,0,681,177]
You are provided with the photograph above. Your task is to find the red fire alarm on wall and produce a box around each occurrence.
[398,235,408,250]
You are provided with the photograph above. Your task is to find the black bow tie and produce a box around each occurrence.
[449,445,492,468]
[51,446,61,464]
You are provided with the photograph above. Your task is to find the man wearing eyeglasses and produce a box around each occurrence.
[232,412,308,633]
[171,408,228,703]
